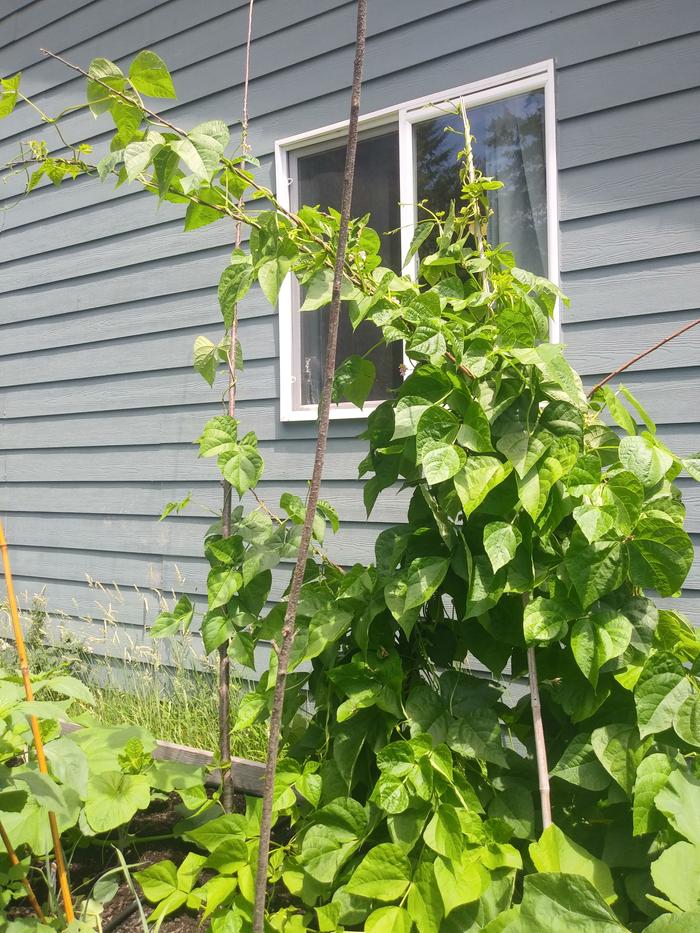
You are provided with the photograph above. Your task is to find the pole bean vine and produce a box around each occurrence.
[2,18,700,930]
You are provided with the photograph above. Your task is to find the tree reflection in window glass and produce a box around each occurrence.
[415,90,547,275]
[296,131,402,406]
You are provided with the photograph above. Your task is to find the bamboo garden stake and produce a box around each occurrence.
[0,520,75,922]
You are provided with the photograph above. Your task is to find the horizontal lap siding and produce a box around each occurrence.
[1,0,699,659]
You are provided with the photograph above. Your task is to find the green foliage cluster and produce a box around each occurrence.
[2,49,700,933]
[0,668,204,927]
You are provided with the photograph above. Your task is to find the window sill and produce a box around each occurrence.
[280,400,382,423]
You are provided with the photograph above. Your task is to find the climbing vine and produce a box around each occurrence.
[2,35,700,933]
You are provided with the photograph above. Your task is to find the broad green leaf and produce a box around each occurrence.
[193,336,222,386]
[564,536,628,609]
[110,99,142,145]
[619,384,656,434]
[305,608,352,660]
[298,798,368,884]
[185,199,224,231]
[1,784,80,855]
[333,356,375,409]
[655,768,700,846]
[37,673,95,704]
[529,825,616,903]
[179,812,246,853]
[13,770,68,812]
[434,855,490,914]
[173,133,221,182]
[384,557,449,620]
[570,610,632,688]
[518,873,623,932]
[85,771,150,832]
[421,442,466,485]
[300,268,357,311]
[191,119,229,149]
[601,386,636,435]
[511,343,587,407]
[365,906,412,933]
[651,841,700,912]
[674,692,700,747]
[628,515,694,596]
[632,752,675,835]
[87,57,126,115]
[200,610,235,653]
[152,145,180,199]
[550,734,610,792]
[44,736,90,799]
[682,453,700,481]
[207,567,242,610]
[123,130,163,181]
[0,787,27,813]
[523,596,575,645]
[572,504,615,544]
[218,254,255,327]
[69,724,156,774]
[416,406,459,460]
[219,434,264,495]
[635,654,693,738]
[644,912,700,932]
[619,434,673,487]
[655,609,700,661]
[346,843,411,901]
[424,804,463,860]
[392,396,432,440]
[257,256,290,306]
[496,429,549,479]
[488,777,534,839]
[403,220,434,268]
[457,399,493,452]
[407,858,443,933]
[591,723,650,795]
[517,456,563,520]
[135,859,178,901]
[600,468,644,533]
[447,708,506,766]
[198,415,237,458]
[129,50,176,98]
[150,594,194,639]
[0,72,20,118]
[483,521,521,572]
[454,456,512,518]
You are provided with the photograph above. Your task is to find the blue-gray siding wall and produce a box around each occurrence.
[0,0,699,661]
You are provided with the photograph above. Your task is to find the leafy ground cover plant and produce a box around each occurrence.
[2,35,700,932]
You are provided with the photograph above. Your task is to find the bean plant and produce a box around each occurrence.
[2,48,700,933]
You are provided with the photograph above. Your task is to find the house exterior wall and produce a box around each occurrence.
[0,0,698,659]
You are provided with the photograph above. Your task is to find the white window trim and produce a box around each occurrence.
[275,60,560,423]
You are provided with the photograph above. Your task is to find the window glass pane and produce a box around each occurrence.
[296,130,402,406]
[415,90,547,275]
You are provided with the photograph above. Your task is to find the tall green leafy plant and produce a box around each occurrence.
[3,44,700,932]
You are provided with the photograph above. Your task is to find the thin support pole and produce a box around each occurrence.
[527,645,552,830]
[587,316,700,397]
[0,521,75,922]
[251,2,368,930]
[219,0,255,812]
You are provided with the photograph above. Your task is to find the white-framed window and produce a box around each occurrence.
[275,61,560,423]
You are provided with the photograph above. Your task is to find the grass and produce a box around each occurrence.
[0,586,268,762]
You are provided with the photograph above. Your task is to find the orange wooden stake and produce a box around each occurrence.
[0,520,75,923]
[0,819,46,920]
